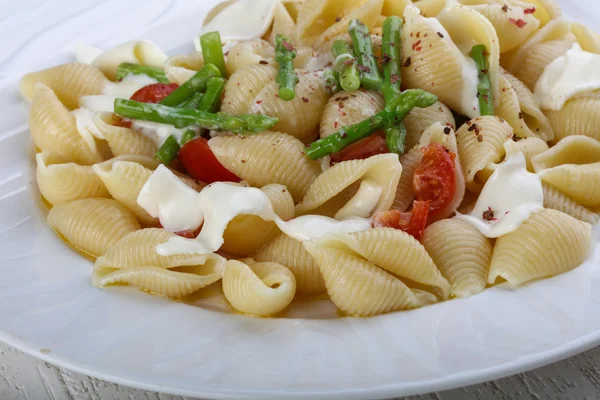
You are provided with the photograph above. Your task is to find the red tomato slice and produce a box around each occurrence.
[372,200,430,240]
[331,134,388,163]
[173,228,201,239]
[178,137,240,184]
[130,83,179,104]
[413,143,456,219]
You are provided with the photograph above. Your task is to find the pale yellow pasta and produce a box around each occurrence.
[542,183,599,225]
[283,0,304,21]
[303,243,436,317]
[91,40,167,81]
[413,0,448,16]
[546,97,600,143]
[222,259,296,317]
[518,0,561,26]
[316,228,450,298]
[209,132,322,202]
[226,39,275,76]
[36,151,109,205]
[222,65,278,115]
[402,1,500,117]
[392,146,421,211]
[319,90,383,138]
[20,63,106,109]
[296,153,402,217]
[93,113,157,157]
[47,198,140,258]
[459,0,540,53]
[497,69,554,141]
[296,0,383,47]
[502,20,576,90]
[221,184,295,256]
[422,218,492,298]
[269,2,298,43]
[29,84,103,165]
[164,52,204,85]
[93,158,157,226]
[488,209,592,286]
[501,137,549,172]
[93,228,225,298]
[456,116,514,191]
[532,136,600,207]
[403,102,456,152]
[254,233,325,296]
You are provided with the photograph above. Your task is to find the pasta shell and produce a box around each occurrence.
[542,183,599,225]
[413,0,448,16]
[222,259,296,317]
[36,151,109,205]
[47,198,140,258]
[209,132,322,202]
[93,113,157,157]
[422,218,492,298]
[254,233,325,296]
[164,52,204,85]
[546,97,600,143]
[221,184,295,256]
[296,153,402,217]
[222,64,278,116]
[403,102,455,153]
[20,63,106,109]
[226,39,275,76]
[488,209,592,286]
[320,90,384,139]
[91,40,167,81]
[517,0,561,26]
[392,145,421,212]
[316,228,450,298]
[29,84,103,165]
[456,116,514,192]
[303,244,436,317]
[269,2,298,43]
[382,0,411,16]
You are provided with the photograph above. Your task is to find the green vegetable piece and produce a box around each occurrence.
[178,92,204,109]
[349,19,383,91]
[331,40,360,92]
[115,63,169,84]
[180,129,197,145]
[159,64,221,107]
[200,31,228,78]
[470,44,495,116]
[385,124,407,156]
[275,34,299,101]
[323,69,341,95]
[197,77,225,113]
[381,16,403,105]
[155,135,181,165]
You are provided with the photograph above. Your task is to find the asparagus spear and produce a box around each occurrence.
[155,135,181,165]
[385,124,407,156]
[381,16,403,105]
[159,64,221,107]
[180,129,197,145]
[197,77,225,113]
[349,19,383,91]
[331,40,360,92]
[323,69,341,95]
[275,34,299,101]
[470,44,494,116]
[179,92,204,109]
[304,89,437,159]
[200,31,228,78]
[115,63,169,83]
[114,98,278,133]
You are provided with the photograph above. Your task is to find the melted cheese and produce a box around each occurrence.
[456,153,543,238]
[334,179,382,220]
[535,43,600,111]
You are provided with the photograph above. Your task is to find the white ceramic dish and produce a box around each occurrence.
[1,1,600,399]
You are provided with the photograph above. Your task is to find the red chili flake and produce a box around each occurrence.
[275,93,279,98]
[334,121,339,129]
[482,207,497,221]
[343,59,354,66]
[403,57,412,67]
[412,40,422,51]
[241,159,246,163]
[339,96,349,101]
[236,82,241,86]
[224,51,230,56]
[281,40,295,52]
[390,74,401,84]
[501,4,509,12]
[357,65,371,73]
[467,123,480,133]
[381,54,391,64]
[416,32,421,38]
[302,97,309,103]
[256,100,263,104]
[335,16,341,22]
[259,60,269,65]
[477,135,484,142]
[341,112,347,117]
[509,18,527,28]
[524,6,536,14]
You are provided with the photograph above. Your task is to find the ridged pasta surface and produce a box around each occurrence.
[542,183,599,225]
[403,102,455,153]
[320,90,383,139]
[94,113,157,157]
[546,97,600,143]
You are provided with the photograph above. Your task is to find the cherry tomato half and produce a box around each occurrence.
[371,200,430,240]
[178,137,240,184]
[331,134,388,164]
[413,143,456,219]
[130,83,179,104]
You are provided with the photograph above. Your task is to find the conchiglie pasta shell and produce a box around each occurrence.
[221,184,295,256]
[226,39,275,76]
[382,0,411,16]
[92,40,167,81]
[29,84,103,165]
[546,97,600,143]
[20,63,106,109]
[296,153,402,217]
[303,244,436,317]
[539,163,600,208]
[320,90,384,139]
[269,2,298,43]
[503,137,549,172]
[392,146,421,211]
[532,135,600,171]
[36,151,109,205]
[542,183,599,225]
[248,71,329,144]
[456,116,514,191]
[403,102,455,153]
[254,233,325,296]
[413,0,448,16]
[316,228,450,298]
[221,64,278,116]
[47,198,140,258]
[422,218,492,298]
[164,52,204,85]
[209,132,322,202]
[488,209,592,286]
[222,259,296,317]
[93,113,157,157]
[518,0,561,26]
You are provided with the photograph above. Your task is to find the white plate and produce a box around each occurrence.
[1,1,600,399]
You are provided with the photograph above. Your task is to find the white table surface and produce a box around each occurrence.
[2,341,600,399]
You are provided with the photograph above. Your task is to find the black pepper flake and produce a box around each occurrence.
[403,57,412,67]
[482,207,496,221]
[241,159,246,163]
[518,112,524,119]
[259,60,268,65]
[467,123,479,132]
[437,32,444,38]
[501,4,509,12]
[443,127,451,135]
[513,136,523,142]
[335,16,341,22]
[381,54,391,65]
[302,97,309,102]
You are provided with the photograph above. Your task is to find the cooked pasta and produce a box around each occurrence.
[222,259,296,316]
[21,0,599,319]
[48,198,140,258]
[488,209,592,286]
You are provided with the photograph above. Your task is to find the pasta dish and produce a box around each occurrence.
[19,0,599,318]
